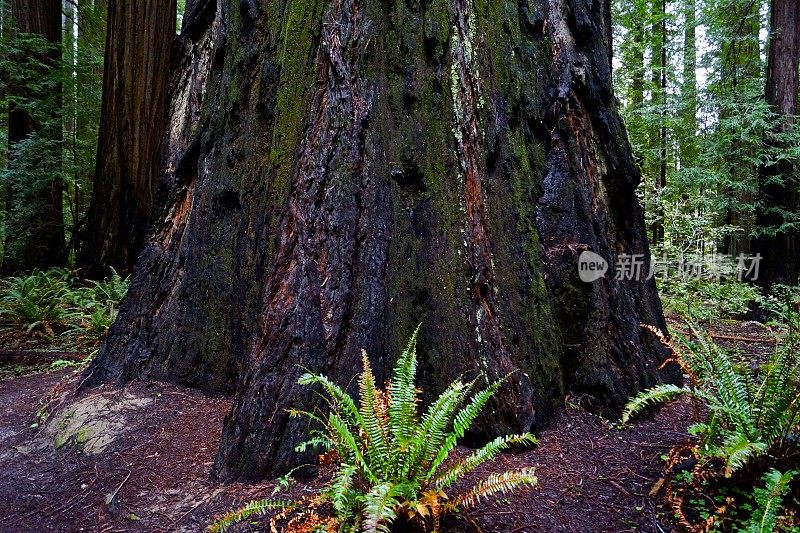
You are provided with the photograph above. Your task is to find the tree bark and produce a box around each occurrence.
[3,0,66,272]
[86,0,677,481]
[78,0,176,278]
[750,0,800,287]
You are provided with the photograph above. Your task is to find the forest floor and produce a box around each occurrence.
[0,320,776,532]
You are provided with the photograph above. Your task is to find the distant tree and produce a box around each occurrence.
[679,0,697,170]
[79,0,176,277]
[2,0,66,272]
[63,0,106,257]
[750,0,800,287]
[648,0,669,246]
[719,0,761,257]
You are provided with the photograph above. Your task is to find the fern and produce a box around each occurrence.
[208,498,295,533]
[622,384,690,423]
[745,469,796,533]
[448,467,538,510]
[623,324,800,474]
[217,327,539,532]
[363,482,401,533]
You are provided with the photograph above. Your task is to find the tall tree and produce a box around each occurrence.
[750,0,800,286]
[85,0,677,481]
[78,0,176,277]
[3,0,66,271]
[720,0,762,256]
[679,0,697,170]
[65,0,106,257]
[648,0,669,246]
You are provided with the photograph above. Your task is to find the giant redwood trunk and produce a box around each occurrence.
[87,0,676,480]
[78,0,176,277]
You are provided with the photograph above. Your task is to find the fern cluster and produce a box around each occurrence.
[0,268,128,343]
[211,328,537,532]
[623,324,800,476]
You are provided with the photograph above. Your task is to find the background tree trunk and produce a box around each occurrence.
[647,0,668,247]
[749,0,800,287]
[3,0,65,272]
[78,0,176,278]
[721,0,761,257]
[679,0,696,170]
[87,0,677,481]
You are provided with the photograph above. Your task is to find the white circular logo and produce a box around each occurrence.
[578,251,608,282]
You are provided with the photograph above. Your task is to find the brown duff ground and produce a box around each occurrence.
[0,320,775,533]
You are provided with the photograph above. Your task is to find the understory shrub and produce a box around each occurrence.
[210,329,538,532]
[658,275,762,322]
[0,268,128,344]
[623,324,800,530]
[624,324,799,475]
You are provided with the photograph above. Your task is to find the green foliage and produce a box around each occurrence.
[0,269,128,344]
[740,469,797,533]
[623,325,800,476]
[213,328,538,532]
[0,5,105,266]
[613,0,800,256]
[658,273,761,321]
[757,285,800,333]
[208,499,296,533]
[0,269,75,334]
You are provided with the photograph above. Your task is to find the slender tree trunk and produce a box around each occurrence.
[648,0,667,247]
[78,0,176,278]
[3,0,66,272]
[85,0,677,481]
[680,0,696,169]
[750,0,800,287]
[73,0,106,254]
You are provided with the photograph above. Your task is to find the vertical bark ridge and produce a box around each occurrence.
[450,0,536,432]
[214,0,386,480]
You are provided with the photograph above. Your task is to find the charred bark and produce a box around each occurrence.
[87,0,676,480]
[78,0,177,278]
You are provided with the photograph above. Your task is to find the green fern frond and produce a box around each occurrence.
[426,377,504,479]
[363,482,400,533]
[388,326,421,446]
[408,379,472,478]
[435,433,536,489]
[327,411,377,483]
[208,498,294,533]
[295,435,331,453]
[448,468,537,510]
[747,469,797,533]
[359,350,391,476]
[299,372,363,427]
[621,384,690,423]
[326,463,359,517]
[721,432,768,476]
